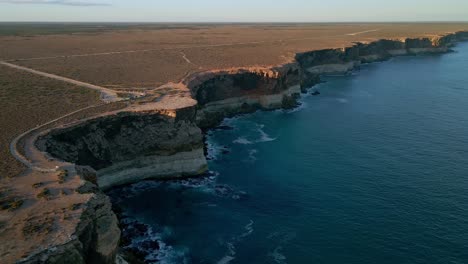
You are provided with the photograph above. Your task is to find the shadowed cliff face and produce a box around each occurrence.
[22,31,467,264]
[37,107,204,171]
[19,190,120,264]
[36,32,468,187]
[185,65,312,128]
[296,35,456,70]
[356,40,406,59]
[179,32,468,129]
[188,65,302,106]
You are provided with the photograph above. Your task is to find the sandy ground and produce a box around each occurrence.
[0,65,103,179]
[0,61,122,102]
[1,23,468,179]
[1,22,468,263]
[1,23,467,89]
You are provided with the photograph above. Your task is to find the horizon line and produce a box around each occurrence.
[1,20,468,24]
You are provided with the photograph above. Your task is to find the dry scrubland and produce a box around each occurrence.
[0,65,102,178]
[2,23,468,89]
[1,23,468,178]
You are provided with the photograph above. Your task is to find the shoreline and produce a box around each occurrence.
[111,42,468,263]
[2,30,468,263]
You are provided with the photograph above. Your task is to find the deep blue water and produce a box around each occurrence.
[110,42,468,264]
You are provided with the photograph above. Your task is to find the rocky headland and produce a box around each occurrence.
[1,31,467,263]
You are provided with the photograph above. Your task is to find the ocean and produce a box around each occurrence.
[109,41,468,264]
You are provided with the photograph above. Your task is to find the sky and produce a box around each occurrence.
[0,0,468,22]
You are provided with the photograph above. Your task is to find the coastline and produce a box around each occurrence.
[2,30,468,263]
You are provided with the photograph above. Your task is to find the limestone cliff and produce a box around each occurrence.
[37,31,467,188]
[2,165,120,264]
[184,64,309,128]
[19,189,120,264]
[187,31,467,129]
[37,105,207,190]
[17,30,467,264]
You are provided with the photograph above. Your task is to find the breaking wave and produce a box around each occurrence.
[233,124,277,145]
[216,220,255,264]
[233,137,254,145]
[267,231,297,264]
[256,124,277,142]
[119,216,190,264]
[247,149,258,162]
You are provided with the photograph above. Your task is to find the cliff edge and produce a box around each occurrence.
[1,31,467,264]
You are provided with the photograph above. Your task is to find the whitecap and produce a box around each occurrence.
[216,256,236,264]
[256,125,277,143]
[233,137,254,145]
[240,220,254,238]
[268,246,287,264]
[337,98,349,103]
[247,149,258,162]
[217,220,254,264]
[216,241,236,264]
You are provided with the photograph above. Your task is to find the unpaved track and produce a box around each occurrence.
[0,61,122,102]
[9,104,104,172]
[347,29,380,36]
[180,51,201,69]
[5,28,380,172]
[7,30,381,62]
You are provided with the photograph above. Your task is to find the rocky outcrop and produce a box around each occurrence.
[456,31,468,40]
[98,149,207,190]
[185,31,467,129]
[19,195,120,264]
[38,31,468,187]
[14,166,120,264]
[37,106,207,189]
[24,30,467,264]
[185,64,312,128]
[296,33,464,74]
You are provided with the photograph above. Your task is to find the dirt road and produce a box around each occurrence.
[0,61,123,102]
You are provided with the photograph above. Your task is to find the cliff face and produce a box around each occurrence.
[187,32,466,129]
[25,31,467,264]
[185,64,312,128]
[5,165,120,264]
[20,190,120,264]
[37,106,207,189]
[38,32,466,188]
[456,31,468,40]
[296,35,454,74]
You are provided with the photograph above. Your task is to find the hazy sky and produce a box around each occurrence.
[1,0,468,22]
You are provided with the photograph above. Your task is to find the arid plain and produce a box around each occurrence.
[1,23,468,263]
[1,22,468,180]
[3,23,468,89]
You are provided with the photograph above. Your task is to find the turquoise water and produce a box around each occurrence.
[110,42,468,264]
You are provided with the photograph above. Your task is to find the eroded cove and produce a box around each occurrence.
[110,42,468,263]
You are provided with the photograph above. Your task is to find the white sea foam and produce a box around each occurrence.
[217,220,254,264]
[240,220,254,238]
[267,231,297,264]
[247,149,258,162]
[233,137,254,145]
[120,217,190,264]
[284,87,322,114]
[284,101,308,113]
[268,246,287,264]
[216,256,236,264]
[206,139,222,160]
[256,124,277,143]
